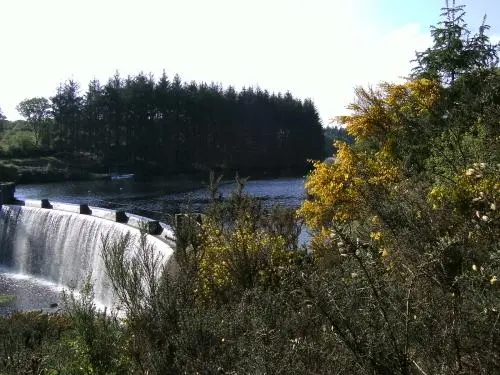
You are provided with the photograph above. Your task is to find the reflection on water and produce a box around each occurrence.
[15,178,306,220]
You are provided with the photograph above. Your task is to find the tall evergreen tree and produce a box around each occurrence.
[0,106,6,134]
[51,80,82,153]
[82,79,105,154]
[413,0,499,84]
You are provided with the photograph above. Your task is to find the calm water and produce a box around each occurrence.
[1,177,307,314]
[14,177,306,220]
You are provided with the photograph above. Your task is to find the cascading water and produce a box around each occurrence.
[0,204,174,309]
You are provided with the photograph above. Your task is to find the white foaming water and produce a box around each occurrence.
[0,205,174,310]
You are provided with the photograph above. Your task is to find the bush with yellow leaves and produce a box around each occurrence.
[195,176,304,302]
[298,71,500,374]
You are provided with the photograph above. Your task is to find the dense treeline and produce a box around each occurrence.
[14,74,324,176]
[323,125,353,156]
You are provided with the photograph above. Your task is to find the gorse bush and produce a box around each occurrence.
[59,282,130,375]
[0,311,71,374]
[195,173,304,302]
[297,2,500,372]
[0,283,128,375]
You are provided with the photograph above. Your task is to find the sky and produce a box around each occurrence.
[1,0,499,125]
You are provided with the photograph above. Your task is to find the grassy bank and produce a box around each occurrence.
[0,121,108,183]
[0,156,108,184]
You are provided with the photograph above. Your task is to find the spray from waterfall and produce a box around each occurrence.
[0,204,174,309]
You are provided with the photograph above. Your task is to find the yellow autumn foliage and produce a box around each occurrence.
[299,141,401,229]
[337,79,441,142]
[196,215,297,301]
[299,78,444,259]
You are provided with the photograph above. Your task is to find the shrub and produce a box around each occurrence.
[0,311,71,374]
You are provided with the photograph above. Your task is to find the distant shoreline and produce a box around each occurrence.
[1,155,309,186]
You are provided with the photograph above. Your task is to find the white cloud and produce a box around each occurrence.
[0,0,430,125]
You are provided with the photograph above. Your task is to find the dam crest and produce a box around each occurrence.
[0,198,175,309]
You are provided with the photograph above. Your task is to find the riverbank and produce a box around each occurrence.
[0,155,310,185]
[0,155,109,184]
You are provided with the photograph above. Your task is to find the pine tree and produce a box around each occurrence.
[51,80,82,152]
[413,0,499,84]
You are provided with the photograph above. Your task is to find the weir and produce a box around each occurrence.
[0,198,175,309]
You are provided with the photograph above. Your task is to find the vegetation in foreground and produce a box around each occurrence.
[0,2,499,374]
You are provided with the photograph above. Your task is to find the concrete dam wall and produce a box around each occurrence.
[0,199,175,308]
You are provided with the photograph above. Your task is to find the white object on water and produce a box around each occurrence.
[110,174,134,180]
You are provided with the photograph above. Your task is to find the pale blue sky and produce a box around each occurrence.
[1,0,499,125]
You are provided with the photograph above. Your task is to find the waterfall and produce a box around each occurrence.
[0,205,174,309]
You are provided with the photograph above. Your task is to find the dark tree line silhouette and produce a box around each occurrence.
[25,72,324,176]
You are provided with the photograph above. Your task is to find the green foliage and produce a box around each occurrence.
[323,125,354,157]
[0,283,128,375]
[0,311,72,374]
[0,294,15,305]
[16,97,52,146]
[58,282,130,375]
[413,0,499,84]
[0,129,39,157]
[0,107,6,134]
